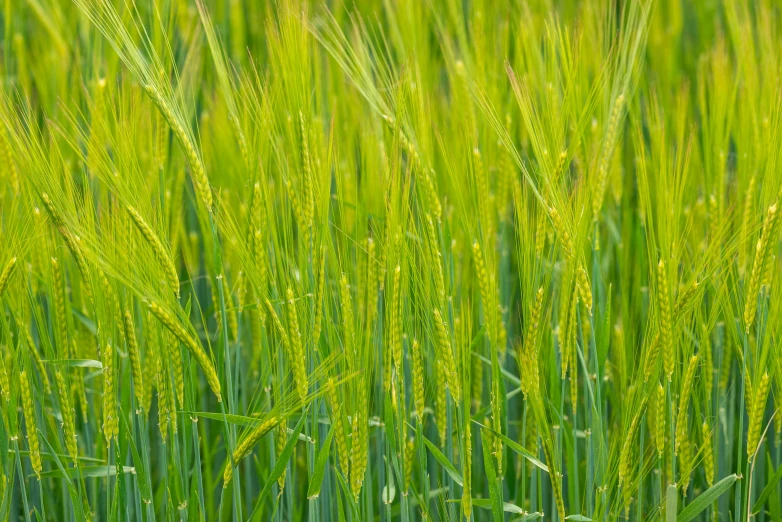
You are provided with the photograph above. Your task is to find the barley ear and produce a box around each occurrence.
[21,370,42,478]
[657,260,673,380]
[54,370,78,464]
[126,205,179,298]
[701,421,714,485]
[101,342,118,444]
[223,416,280,487]
[147,301,222,402]
[675,354,699,455]
[0,257,16,296]
[748,372,771,458]
[285,287,308,402]
[123,310,144,407]
[655,382,666,457]
[745,204,778,331]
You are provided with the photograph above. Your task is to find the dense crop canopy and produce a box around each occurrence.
[0,1,781,521]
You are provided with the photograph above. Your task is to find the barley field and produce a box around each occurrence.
[0,0,781,520]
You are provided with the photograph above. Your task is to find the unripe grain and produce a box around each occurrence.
[655,383,665,457]
[286,287,308,402]
[101,342,118,443]
[0,257,16,296]
[327,378,350,476]
[745,204,778,331]
[411,339,425,419]
[576,265,592,313]
[55,370,78,464]
[675,355,698,455]
[748,372,771,458]
[619,396,647,486]
[433,307,460,402]
[312,245,326,345]
[223,416,280,486]
[123,310,144,407]
[549,206,574,260]
[657,260,673,379]
[701,421,714,485]
[143,84,212,212]
[147,301,222,402]
[21,370,42,477]
[127,205,179,297]
[644,332,660,382]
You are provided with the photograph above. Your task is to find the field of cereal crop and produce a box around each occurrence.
[0,1,781,520]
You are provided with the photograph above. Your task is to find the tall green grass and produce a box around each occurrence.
[1,0,781,520]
